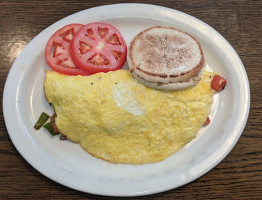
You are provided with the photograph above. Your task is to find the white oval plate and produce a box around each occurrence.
[3,3,250,197]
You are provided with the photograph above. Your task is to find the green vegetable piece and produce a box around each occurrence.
[43,122,59,136]
[34,112,50,130]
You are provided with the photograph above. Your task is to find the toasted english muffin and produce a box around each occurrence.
[127,26,205,90]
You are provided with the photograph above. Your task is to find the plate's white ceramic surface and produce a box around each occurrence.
[3,4,250,196]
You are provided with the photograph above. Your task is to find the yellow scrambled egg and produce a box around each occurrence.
[44,69,215,164]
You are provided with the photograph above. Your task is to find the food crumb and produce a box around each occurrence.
[60,134,67,140]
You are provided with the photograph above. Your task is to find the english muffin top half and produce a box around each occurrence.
[127,26,205,90]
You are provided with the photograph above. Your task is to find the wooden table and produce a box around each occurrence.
[0,1,261,199]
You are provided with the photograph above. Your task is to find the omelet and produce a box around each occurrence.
[44,69,215,164]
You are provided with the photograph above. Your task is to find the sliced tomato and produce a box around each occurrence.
[70,22,127,73]
[45,24,90,75]
[211,74,227,92]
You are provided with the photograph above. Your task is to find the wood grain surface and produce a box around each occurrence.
[0,0,261,199]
